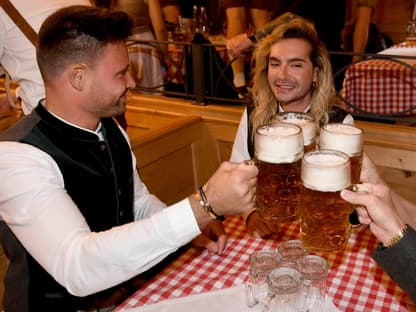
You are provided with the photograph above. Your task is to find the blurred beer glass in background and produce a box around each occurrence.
[300,149,352,252]
[254,123,304,229]
[274,112,317,153]
[318,123,363,225]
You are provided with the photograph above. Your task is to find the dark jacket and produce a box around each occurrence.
[0,103,135,311]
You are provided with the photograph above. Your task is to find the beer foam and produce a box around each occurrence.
[301,151,351,191]
[276,113,317,146]
[255,123,304,163]
[319,123,363,156]
[287,119,316,146]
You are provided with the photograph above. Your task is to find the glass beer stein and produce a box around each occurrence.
[319,123,363,225]
[275,112,317,153]
[254,122,304,228]
[300,149,352,252]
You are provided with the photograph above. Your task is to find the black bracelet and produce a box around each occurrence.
[198,186,225,221]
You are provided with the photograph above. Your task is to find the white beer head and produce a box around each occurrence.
[319,123,363,156]
[255,122,304,163]
[301,149,351,192]
[275,112,317,146]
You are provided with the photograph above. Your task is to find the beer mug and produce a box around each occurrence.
[254,122,304,227]
[318,123,363,184]
[319,123,363,225]
[275,112,317,152]
[300,149,352,252]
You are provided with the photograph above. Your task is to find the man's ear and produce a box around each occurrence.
[68,64,87,91]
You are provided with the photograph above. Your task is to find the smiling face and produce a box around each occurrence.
[267,38,318,112]
[85,42,136,119]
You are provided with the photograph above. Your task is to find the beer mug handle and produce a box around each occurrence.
[245,281,274,311]
[245,282,258,307]
[300,280,324,312]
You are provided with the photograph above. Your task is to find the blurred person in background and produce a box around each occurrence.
[0,0,91,116]
[220,1,273,93]
[226,0,348,90]
[110,0,170,93]
[160,0,181,32]
[342,0,392,62]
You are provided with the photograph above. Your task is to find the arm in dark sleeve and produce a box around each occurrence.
[372,226,416,303]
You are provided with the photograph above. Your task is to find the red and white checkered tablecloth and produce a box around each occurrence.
[342,43,416,116]
[115,216,411,312]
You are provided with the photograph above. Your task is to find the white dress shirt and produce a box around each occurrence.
[0,129,201,296]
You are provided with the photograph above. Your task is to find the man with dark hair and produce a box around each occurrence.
[0,5,257,311]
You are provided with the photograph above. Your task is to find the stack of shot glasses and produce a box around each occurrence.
[246,240,329,312]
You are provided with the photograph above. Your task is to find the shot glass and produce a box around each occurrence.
[296,255,329,312]
[246,249,280,308]
[266,267,303,312]
[277,240,309,267]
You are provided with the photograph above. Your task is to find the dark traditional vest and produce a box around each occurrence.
[0,104,135,311]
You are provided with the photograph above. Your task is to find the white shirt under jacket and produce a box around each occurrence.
[0,0,91,114]
[0,125,201,296]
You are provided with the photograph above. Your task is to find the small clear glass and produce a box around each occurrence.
[246,249,280,308]
[277,240,309,267]
[296,255,329,312]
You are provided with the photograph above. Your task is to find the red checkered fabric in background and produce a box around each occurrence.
[115,216,410,312]
[342,43,416,116]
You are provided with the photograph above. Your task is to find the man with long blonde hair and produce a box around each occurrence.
[230,13,353,238]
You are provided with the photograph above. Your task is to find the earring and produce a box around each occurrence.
[312,81,317,88]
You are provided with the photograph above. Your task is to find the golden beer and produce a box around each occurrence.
[319,123,363,224]
[300,150,352,252]
[275,112,317,153]
[255,123,304,225]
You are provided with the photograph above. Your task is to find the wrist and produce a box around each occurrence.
[382,224,409,248]
[196,186,225,221]
[246,28,257,43]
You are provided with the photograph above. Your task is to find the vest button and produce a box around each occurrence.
[100,144,106,151]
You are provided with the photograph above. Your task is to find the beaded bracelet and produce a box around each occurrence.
[196,186,225,221]
[383,224,409,248]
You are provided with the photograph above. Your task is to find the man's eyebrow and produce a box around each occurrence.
[268,56,307,63]
[116,64,130,75]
